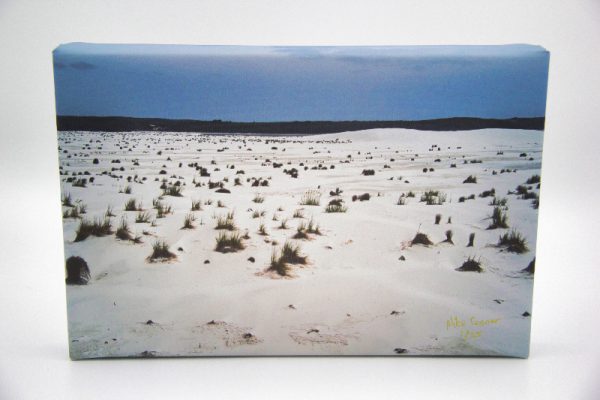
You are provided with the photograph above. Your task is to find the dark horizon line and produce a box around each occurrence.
[56,115,546,134]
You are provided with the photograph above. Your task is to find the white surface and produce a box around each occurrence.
[0,0,599,399]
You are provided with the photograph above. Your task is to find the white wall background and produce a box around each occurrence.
[0,1,599,399]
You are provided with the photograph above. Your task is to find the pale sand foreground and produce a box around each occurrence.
[59,128,541,358]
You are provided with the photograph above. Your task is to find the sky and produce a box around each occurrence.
[53,43,549,121]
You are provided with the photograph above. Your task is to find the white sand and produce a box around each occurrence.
[59,128,541,358]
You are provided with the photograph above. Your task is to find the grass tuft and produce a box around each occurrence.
[75,217,113,242]
[268,241,308,276]
[300,190,321,206]
[488,206,509,229]
[149,240,176,261]
[182,213,196,229]
[456,256,483,272]
[498,229,529,253]
[215,231,245,253]
[411,232,433,246]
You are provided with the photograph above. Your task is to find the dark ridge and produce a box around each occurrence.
[56,116,545,134]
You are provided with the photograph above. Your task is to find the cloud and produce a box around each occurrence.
[70,61,96,70]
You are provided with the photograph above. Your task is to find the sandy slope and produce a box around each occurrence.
[58,128,541,358]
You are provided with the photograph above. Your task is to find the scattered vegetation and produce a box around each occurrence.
[300,190,321,206]
[74,217,113,242]
[149,240,176,261]
[182,213,196,229]
[456,256,483,272]
[498,229,529,253]
[215,212,236,230]
[135,211,152,223]
[411,231,433,246]
[116,217,133,240]
[467,232,475,247]
[215,231,245,253]
[268,241,308,276]
[526,175,541,184]
[292,209,305,219]
[488,206,509,229]
[253,194,265,203]
[443,230,454,244]
[463,175,477,184]
[279,218,289,229]
[523,257,535,274]
[62,192,74,207]
[191,199,202,211]
[257,222,268,236]
[352,193,370,202]
[489,197,508,207]
[125,198,142,211]
[325,203,348,213]
[162,185,183,197]
[420,190,447,205]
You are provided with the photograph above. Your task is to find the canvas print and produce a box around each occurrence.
[53,44,549,359]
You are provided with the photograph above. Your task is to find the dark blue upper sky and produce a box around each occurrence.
[53,44,549,121]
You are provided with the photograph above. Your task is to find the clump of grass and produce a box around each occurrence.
[479,188,495,198]
[217,200,226,208]
[498,229,529,253]
[397,196,406,205]
[467,232,475,247]
[62,192,73,207]
[300,190,321,206]
[526,175,541,184]
[124,198,142,211]
[215,231,245,253]
[253,194,265,203]
[191,200,202,211]
[463,175,477,184]
[411,231,433,246]
[268,241,308,276]
[252,210,266,219]
[279,218,289,229]
[149,240,176,261]
[456,256,483,272]
[122,185,132,194]
[420,190,447,205]
[489,197,508,207]
[135,211,152,223]
[215,212,236,230]
[182,213,196,229]
[104,205,115,218]
[351,193,370,202]
[258,222,268,236]
[294,221,310,239]
[325,203,348,213]
[487,206,509,229]
[162,185,183,197]
[292,209,305,219]
[74,217,113,242]
[305,218,321,235]
[406,191,415,198]
[155,201,172,218]
[443,230,454,244]
[116,217,133,241]
[435,214,442,225]
[523,257,535,274]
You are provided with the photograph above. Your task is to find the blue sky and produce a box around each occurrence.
[53,43,549,121]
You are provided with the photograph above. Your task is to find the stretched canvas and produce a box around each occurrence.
[53,44,549,359]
